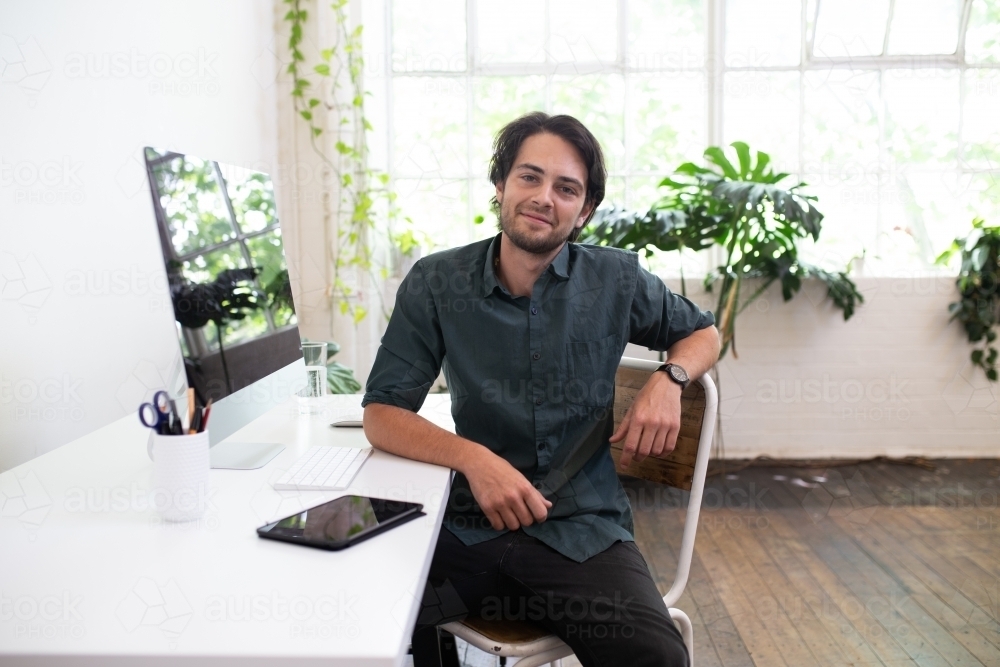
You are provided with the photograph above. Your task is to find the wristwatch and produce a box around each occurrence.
[656,363,690,390]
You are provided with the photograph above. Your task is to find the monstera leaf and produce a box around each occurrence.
[582,142,863,358]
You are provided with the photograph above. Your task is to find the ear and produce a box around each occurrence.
[575,201,594,229]
[495,180,505,205]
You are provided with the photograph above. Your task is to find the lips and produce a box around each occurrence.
[519,210,552,225]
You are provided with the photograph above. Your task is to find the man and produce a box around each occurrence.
[363,112,720,667]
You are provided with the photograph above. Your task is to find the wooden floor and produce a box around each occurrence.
[628,459,1000,667]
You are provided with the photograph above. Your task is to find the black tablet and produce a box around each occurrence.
[257,495,424,551]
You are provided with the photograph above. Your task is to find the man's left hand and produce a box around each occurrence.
[609,371,683,468]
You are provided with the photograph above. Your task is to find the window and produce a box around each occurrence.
[144,148,296,357]
[374,0,1000,275]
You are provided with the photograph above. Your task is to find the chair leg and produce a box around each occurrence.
[669,608,694,666]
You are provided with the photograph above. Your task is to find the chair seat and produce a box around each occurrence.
[459,616,554,644]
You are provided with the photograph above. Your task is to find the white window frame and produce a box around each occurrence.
[380,0,999,274]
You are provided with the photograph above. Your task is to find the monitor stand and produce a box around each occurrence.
[210,442,284,470]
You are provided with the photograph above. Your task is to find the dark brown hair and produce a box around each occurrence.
[488,112,606,241]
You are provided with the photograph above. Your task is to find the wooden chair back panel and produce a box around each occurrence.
[609,366,707,491]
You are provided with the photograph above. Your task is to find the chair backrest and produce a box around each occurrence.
[610,358,709,491]
[610,356,718,609]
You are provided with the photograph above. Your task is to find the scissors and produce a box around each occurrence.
[138,390,180,435]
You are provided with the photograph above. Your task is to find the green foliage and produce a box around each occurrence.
[581,142,864,358]
[283,0,405,324]
[936,218,1000,382]
[149,149,293,347]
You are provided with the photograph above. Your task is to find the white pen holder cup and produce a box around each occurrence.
[146,430,210,522]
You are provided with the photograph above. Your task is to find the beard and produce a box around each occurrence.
[498,201,576,255]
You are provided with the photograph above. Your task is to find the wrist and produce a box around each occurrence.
[453,439,492,476]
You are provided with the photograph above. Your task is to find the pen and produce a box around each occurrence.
[186,388,195,432]
[189,400,203,434]
[201,399,213,433]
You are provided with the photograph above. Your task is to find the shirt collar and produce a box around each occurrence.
[481,233,572,297]
[548,240,571,280]
[481,234,503,297]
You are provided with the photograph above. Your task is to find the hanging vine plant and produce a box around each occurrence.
[936,217,1000,382]
[283,0,400,323]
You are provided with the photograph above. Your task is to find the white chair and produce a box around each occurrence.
[442,356,718,667]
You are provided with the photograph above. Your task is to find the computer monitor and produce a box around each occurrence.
[143,148,306,451]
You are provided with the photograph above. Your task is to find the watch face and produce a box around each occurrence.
[669,365,689,383]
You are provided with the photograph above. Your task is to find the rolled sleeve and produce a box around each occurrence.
[362,261,446,412]
[628,262,715,351]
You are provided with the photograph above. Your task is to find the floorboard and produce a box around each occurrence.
[626,459,1000,667]
[452,460,1000,667]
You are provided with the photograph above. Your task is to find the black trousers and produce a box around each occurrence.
[412,528,689,667]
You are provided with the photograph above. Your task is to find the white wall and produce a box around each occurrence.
[2,1,995,473]
[625,276,999,459]
[0,0,282,472]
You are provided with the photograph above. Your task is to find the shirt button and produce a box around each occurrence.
[537,442,544,451]
[532,352,540,360]
[531,307,538,315]
[535,398,543,406]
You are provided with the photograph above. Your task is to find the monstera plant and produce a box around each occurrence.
[582,142,863,358]
[169,267,264,390]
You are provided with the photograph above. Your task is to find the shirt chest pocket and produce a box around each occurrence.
[564,334,618,407]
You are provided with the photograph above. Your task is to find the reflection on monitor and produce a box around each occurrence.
[144,147,305,445]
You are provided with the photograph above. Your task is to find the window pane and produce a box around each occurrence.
[245,231,295,328]
[965,0,1000,63]
[627,174,670,210]
[797,175,878,270]
[394,179,468,251]
[723,71,800,173]
[552,74,625,173]
[878,171,966,269]
[392,0,466,72]
[725,0,801,67]
[393,77,468,178]
[628,0,705,68]
[964,172,1000,223]
[883,69,959,170]
[887,0,961,55]
[471,77,546,174]
[549,0,618,63]
[605,176,626,208]
[803,71,880,171]
[223,167,277,234]
[472,179,500,242]
[477,1,545,63]
[180,244,245,285]
[963,70,1000,169]
[628,72,707,173]
[812,0,890,57]
[152,155,234,257]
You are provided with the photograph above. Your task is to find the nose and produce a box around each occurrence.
[531,181,554,208]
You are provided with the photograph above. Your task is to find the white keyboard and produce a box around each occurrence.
[272,446,372,491]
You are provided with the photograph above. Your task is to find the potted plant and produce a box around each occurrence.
[582,142,863,358]
[170,267,265,390]
[936,217,1000,381]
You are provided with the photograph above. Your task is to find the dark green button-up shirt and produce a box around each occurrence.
[362,234,714,562]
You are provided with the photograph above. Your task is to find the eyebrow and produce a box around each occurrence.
[513,162,585,191]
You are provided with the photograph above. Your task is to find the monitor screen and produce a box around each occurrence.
[143,148,304,440]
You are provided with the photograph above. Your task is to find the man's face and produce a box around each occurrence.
[495,132,593,255]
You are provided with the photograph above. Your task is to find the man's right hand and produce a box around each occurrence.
[464,448,552,531]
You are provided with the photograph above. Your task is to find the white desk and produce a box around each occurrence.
[0,394,455,666]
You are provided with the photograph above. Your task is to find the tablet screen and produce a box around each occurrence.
[258,496,422,545]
